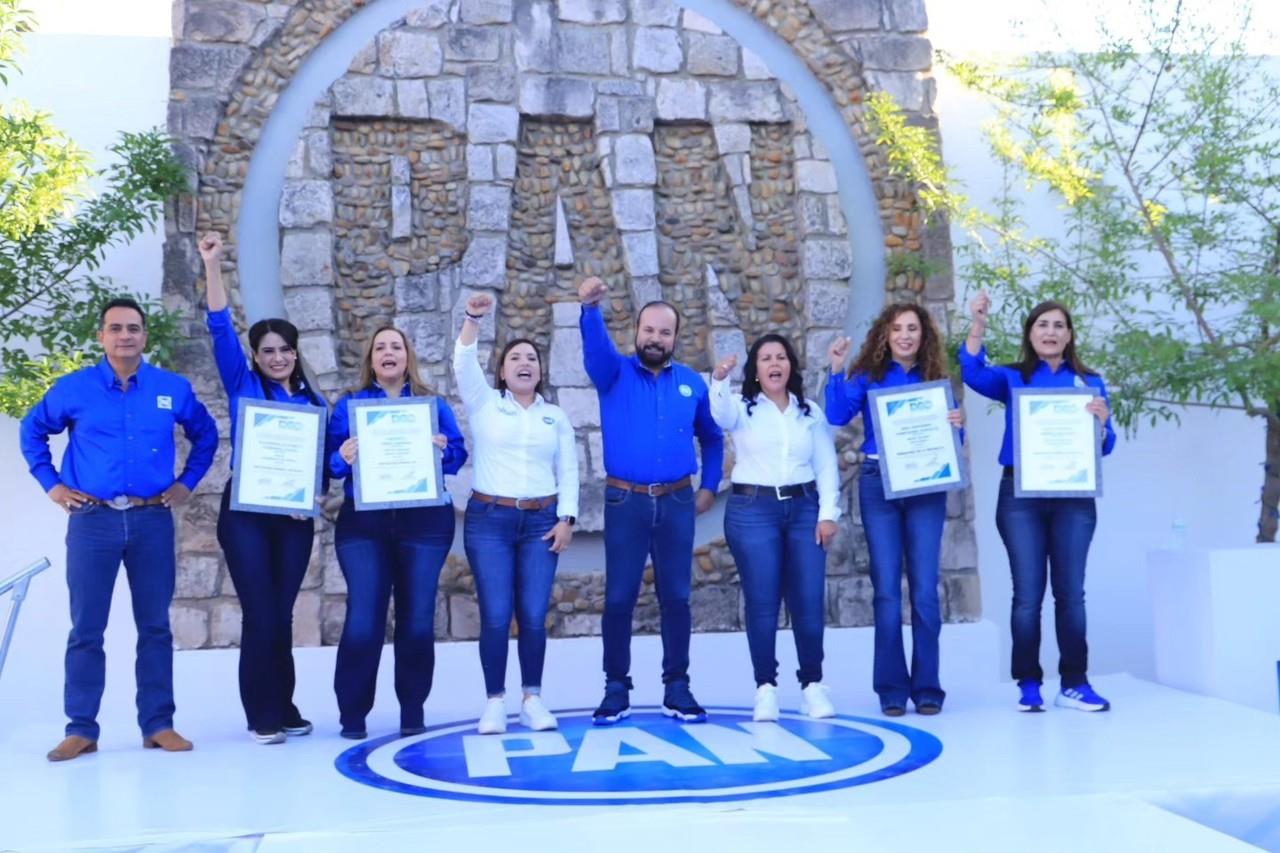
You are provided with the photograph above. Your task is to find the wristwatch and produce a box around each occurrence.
[559,515,576,526]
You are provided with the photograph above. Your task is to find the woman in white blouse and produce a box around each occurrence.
[710,333,840,722]
[453,294,578,735]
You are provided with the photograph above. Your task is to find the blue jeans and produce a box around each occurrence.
[334,503,454,732]
[723,486,826,687]
[218,482,314,732]
[602,484,696,687]
[858,464,947,707]
[63,504,176,740]
[994,476,1095,687]
[463,499,560,696]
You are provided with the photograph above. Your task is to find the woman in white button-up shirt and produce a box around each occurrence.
[710,333,840,723]
[453,294,578,736]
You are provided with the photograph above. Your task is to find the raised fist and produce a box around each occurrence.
[465,293,494,316]
[198,232,223,263]
[713,353,738,381]
[969,290,991,325]
[578,276,607,306]
[827,335,851,372]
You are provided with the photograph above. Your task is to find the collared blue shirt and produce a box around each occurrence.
[580,305,724,490]
[826,361,958,455]
[959,345,1117,466]
[208,307,327,472]
[20,358,218,500]
[326,384,467,499]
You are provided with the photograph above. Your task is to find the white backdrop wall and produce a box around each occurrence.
[0,2,1270,705]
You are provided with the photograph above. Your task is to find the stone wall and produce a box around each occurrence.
[164,0,979,650]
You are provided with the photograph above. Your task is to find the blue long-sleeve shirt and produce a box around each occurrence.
[958,345,1117,466]
[207,307,326,472]
[20,358,218,500]
[326,384,467,499]
[825,362,965,454]
[579,305,724,490]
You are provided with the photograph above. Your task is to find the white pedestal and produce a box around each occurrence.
[1149,545,1280,713]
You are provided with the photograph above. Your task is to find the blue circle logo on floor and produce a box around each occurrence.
[335,708,942,805]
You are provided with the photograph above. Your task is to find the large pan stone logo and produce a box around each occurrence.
[336,707,942,804]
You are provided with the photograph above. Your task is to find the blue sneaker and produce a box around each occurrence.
[1017,680,1044,712]
[592,681,631,726]
[662,680,707,723]
[1055,683,1110,712]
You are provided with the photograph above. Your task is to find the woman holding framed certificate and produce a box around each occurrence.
[326,326,467,740]
[825,304,963,717]
[199,233,328,746]
[960,292,1116,714]
[452,294,578,735]
[711,334,840,723]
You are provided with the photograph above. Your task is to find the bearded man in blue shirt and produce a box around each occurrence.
[577,276,725,725]
[20,298,218,761]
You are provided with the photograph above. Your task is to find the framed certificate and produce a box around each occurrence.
[350,396,448,510]
[867,380,967,499]
[1011,388,1102,498]
[230,398,326,517]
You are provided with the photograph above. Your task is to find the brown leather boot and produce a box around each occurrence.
[47,735,98,762]
[142,729,193,751]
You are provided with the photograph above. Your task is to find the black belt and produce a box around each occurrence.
[731,481,816,500]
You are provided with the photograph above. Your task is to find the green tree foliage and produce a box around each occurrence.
[0,2,188,417]
[867,0,1280,540]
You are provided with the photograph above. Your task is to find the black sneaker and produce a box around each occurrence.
[662,680,707,723]
[282,718,313,736]
[592,680,631,726]
[339,727,367,740]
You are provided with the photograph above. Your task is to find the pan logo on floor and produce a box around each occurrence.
[335,708,942,805]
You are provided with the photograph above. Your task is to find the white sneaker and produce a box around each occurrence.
[477,697,508,734]
[519,695,558,731]
[249,729,285,745]
[801,683,836,719]
[753,684,780,722]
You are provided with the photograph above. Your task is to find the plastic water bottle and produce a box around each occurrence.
[1169,518,1188,550]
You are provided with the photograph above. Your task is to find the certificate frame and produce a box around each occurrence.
[229,397,326,518]
[1011,387,1103,499]
[867,379,968,500]
[350,396,448,511]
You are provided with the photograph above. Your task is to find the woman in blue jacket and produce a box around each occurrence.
[826,303,963,717]
[960,291,1115,713]
[200,233,327,745]
[327,326,466,739]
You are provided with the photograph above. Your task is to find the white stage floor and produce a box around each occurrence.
[2,624,1279,852]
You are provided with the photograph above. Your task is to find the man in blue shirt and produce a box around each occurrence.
[20,298,218,761]
[578,276,724,724]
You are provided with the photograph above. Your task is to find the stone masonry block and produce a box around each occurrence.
[633,27,682,73]
[377,30,443,77]
[520,76,595,118]
[280,231,333,286]
[468,103,520,143]
[278,180,333,228]
[558,0,627,23]
[655,78,706,120]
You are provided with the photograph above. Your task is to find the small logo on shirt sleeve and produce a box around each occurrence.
[678,384,693,397]
[156,395,173,410]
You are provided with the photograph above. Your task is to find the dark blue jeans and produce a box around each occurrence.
[858,464,947,707]
[723,486,826,687]
[218,481,314,732]
[63,504,176,740]
[334,502,454,732]
[994,476,1096,687]
[602,484,696,687]
[463,499,560,696]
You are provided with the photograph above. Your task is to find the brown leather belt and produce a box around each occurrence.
[90,495,167,510]
[605,475,693,497]
[470,491,557,510]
